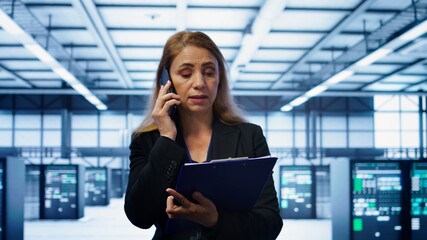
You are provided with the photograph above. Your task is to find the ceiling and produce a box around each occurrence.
[0,0,426,111]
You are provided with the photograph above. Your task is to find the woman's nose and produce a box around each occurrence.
[193,72,206,89]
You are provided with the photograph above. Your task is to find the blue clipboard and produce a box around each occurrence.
[165,156,278,233]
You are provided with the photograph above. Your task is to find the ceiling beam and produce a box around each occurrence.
[0,64,33,88]
[71,0,134,88]
[269,0,376,89]
[359,59,427,90]
[279,0,427,111]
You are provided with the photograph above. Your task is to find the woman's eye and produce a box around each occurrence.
[204,70,215,77]
[181,72,192,78]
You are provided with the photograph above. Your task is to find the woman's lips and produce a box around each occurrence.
[190,95,207,99]
[189,95,208,104]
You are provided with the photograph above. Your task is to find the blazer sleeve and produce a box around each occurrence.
[124,133,187,229]
[207,125,283,240]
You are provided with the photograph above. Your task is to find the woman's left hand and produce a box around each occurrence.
[165,188,218,228]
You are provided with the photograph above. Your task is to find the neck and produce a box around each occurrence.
[180,110,213,137]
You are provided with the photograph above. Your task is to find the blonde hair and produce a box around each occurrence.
[134,31,246,135]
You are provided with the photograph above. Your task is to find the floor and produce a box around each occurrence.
[25,198,331,240]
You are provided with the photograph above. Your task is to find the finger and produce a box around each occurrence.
[166,195,174,209]
[154,94,179,117]
[155,82,171,108]
[166,188,191,208]
[163,99,181,110]
[192,191,209,205]
[160,80,172,94]
[161,93,178,104]
[165,196,175,218]
[153,91,166,111]
[161,80,171,87]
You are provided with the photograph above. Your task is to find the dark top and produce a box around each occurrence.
[124,118,283,240]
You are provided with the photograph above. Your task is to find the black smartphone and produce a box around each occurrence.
[160,68,176,117]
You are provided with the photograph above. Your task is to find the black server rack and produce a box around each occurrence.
[25,164,41,219]
[279,165,316,219]
[315,165,331,219]
[85,167,111,206]
[110,168,129,198]
[0,157,25,240]
[331,159,427,240]
[410,161,427,240]
[40,164,85,219]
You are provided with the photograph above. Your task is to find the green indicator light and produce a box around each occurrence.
[413,210,421,215]
[353,218,363,232]
[354,178,363,191]
[281,200,288,209]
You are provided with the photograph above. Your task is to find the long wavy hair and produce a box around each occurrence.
[134,31,246,135]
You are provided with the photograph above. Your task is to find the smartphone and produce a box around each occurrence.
[160,68,176,117]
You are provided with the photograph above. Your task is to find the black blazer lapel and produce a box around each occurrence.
[210,119,241,160]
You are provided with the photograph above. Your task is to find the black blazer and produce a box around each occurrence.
[124,119,283,240]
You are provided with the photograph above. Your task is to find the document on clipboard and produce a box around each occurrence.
[165,155,278,233]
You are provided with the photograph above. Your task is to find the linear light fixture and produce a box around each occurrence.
[399,19,427,41]
[305,85,328,97]
[280,105,293,112]
[289,96,308,108]
[24,43,58,65]
[0,9,108,110]
[72,0,133,89]
[281,96,307,111]
[230,0,287,84]
[323,70,355,86]
[0,9,25,34]
[280,17,427,112]
[355,48,393,67]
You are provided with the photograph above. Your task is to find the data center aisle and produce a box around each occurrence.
[25,198,330,240]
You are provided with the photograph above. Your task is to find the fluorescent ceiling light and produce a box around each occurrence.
[85,95,102,105]
[280,105,293,112]
[52,67,79,85]
[399,19,427,41]
[72,83,91,96]
[280,11,427,112]
[279,71,353,111]
[0,9,107,110]
[234,38,258,67]
[305,85,328,97]
[24,43,58,66]
[323,70,355,86]
[253,0,287,36]
[96,104,108,111]
[0,10,26,35]
[230,0,287,83]
[289,96,308,107]
[84,95,107,111]
[355,48,393,67]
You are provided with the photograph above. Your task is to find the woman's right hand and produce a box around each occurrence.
[152,81,181,140]
[165,188,218,228]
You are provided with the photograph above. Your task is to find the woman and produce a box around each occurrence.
[124,31,283,240]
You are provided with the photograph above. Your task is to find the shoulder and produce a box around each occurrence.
[217,121,264,137]
[235,122,262,132]
[231,122,264,136]
[130,130,160,148]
